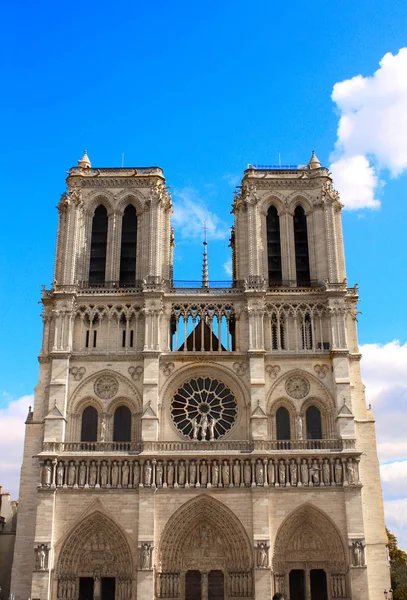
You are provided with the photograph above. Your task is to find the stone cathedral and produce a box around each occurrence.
[11,151,391,600]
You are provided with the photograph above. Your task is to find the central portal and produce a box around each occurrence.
[185,570,224,600]
[79,577,116,600]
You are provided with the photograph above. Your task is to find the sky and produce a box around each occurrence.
[1,0,407,547]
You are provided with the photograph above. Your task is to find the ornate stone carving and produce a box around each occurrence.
[351,540,365,567]
[233,361,248,377]
[256,542,269,568]
[35,543,49,571]
[265,364,281,379]
[285,375,310,399]
[94,375,118,400]
[314,364,329,379]
[70,366,86,381]
[140,543,153,569]
[161,362,175,377]
[128,365,143,381]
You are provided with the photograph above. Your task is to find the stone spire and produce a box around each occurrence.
[202,222,209,289]
[78,150,91,169]
[308,150,321,169]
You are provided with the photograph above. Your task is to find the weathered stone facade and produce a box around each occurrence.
[10,152,390,599]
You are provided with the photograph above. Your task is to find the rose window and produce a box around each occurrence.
[171,377,238,440]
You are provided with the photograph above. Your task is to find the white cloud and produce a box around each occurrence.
[0,394,33,499]
[384,499,407,550]
[223,258,232,276]
[223,173,240,187]
[172,187,230,241]
[330,47,407,209]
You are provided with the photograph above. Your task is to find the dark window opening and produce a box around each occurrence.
[113,405,131,442]
[93,330,97,348]
[130,330,134,348]
[267,205,282,285]
[79,578,94,600]
[276,406,291,440]
[302,313,313,350]
[306,405,322,440]
[81,406,98,442]
[102,577,116,600]
[294,206,310,286]
[122,330,126,348]
[89,205,108,286]
[208,570,224,600]
[120,205,137,286]
[85,330,90,348]
[310,569,328,600]
[186,570,201,600]
[289,569,305,600]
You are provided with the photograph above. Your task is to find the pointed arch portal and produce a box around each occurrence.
[157,496,254,600]
[57,511,133,600]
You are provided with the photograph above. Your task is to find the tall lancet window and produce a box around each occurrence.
[293,206,310,286]
[120,205,138,286]
[89,205,108,286]
[267,206,282,285]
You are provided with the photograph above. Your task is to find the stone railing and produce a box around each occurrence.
[38,455,360,490]
[41,438,355,454]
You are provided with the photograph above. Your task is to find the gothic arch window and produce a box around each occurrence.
[267,205,282,285]
[276,406,291,440]
[271,314,285,350]
[89,205,108,286]
[301,313,313,350]
[113,405,132,442]
[120,205,138,286]
[306,405,322,439]
[81,406,98,442]
[293,206,310,286]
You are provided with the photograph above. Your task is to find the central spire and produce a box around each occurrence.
[202,222,209,289]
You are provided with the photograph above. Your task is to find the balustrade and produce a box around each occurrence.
[39,455,360,490]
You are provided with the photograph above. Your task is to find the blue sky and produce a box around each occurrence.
[1,0,407,544]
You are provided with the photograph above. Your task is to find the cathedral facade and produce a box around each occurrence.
[11,152,390,600]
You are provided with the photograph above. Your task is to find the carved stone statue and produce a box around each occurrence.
[94,573,101,597]
[233,460,241,486]
[89,461,97,486]
[347,460,356,485]
[222,461,230,486]
[167,462,174,486]
[79,462,86,486]
[212,462,219,486]
[133,462,140,487]
[144,461,152,486]
[178,462,186,486]
[192,417,200,440]
[189,461,196,485]
[56,462,64,486]
[309,460,320,485]
[141,543,152,569]
[209,417,217,441]
[244,461,251,486]
[296,415,303,440]
[100,462,108,486]
[200,461,208,486]
[111,461,119,487]
[352,540,364,566]
[323,459,330,484]
[335,459,343,484]
[301,460,309,485]
[200,414,209,440]
[35,544,48,570]
[290,461,298,485]
[43,461,52,486]
[256,460,264,485]
[122,461,130,487]
[279,461,286,485]
[68,462,76,486]
[156,462,163,487]
[100,416,106,442]
[257,542,268,568]
[268,461,275,485]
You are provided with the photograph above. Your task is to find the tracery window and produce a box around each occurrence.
[301,313,313,350]
[171,377,238,440]
[271,314,285,350]
[113,405,131,442]
[89,205,108,286]
[306,405,322,439]
[81,406,98,442]
[119,205,137,286]
[276,406,291,440]
[293,206,310,286]
[267,205,282,285]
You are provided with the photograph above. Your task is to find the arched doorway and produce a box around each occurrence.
[56,511,133,600]
[157,496,253,600]
[273,504,348,600]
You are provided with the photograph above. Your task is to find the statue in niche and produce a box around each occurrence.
[257,542,268,568]
[35,544,48,570]
[268,461,275,485]
[167,462,174,486]
[100,462,108,486]
[56,462,64,486]
[212,462,219,486]
[244,461,251,486]
[222,461,230,486]
[256,460,264,485]
[144,461,152,486]
[290,461,298,485]
[122,461,130,486]
[111,461,119,486]
[100,416,106,442]
[141,543,152,569]
[209,417,217,441]
[279,461,286,485]
[200,414,209,440]
[178,461,186,485]
[335,459,343,483]
[79,461,86,486]
[68,462,76,486]
[94,573,101,597]
[347,460,356,485]
[43,461,52,486]
[301,460,309,485]
[192,417,200,440]
[309,460,320,485]
[296,415,303,440]
[352,540,364,566]
[89,461,97,486]
[133,462,140,487]
[200,461,208,486]
[322,459,330,484]
[233,460,241,486]
[189,461,196,485]
[156,462,163,486]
